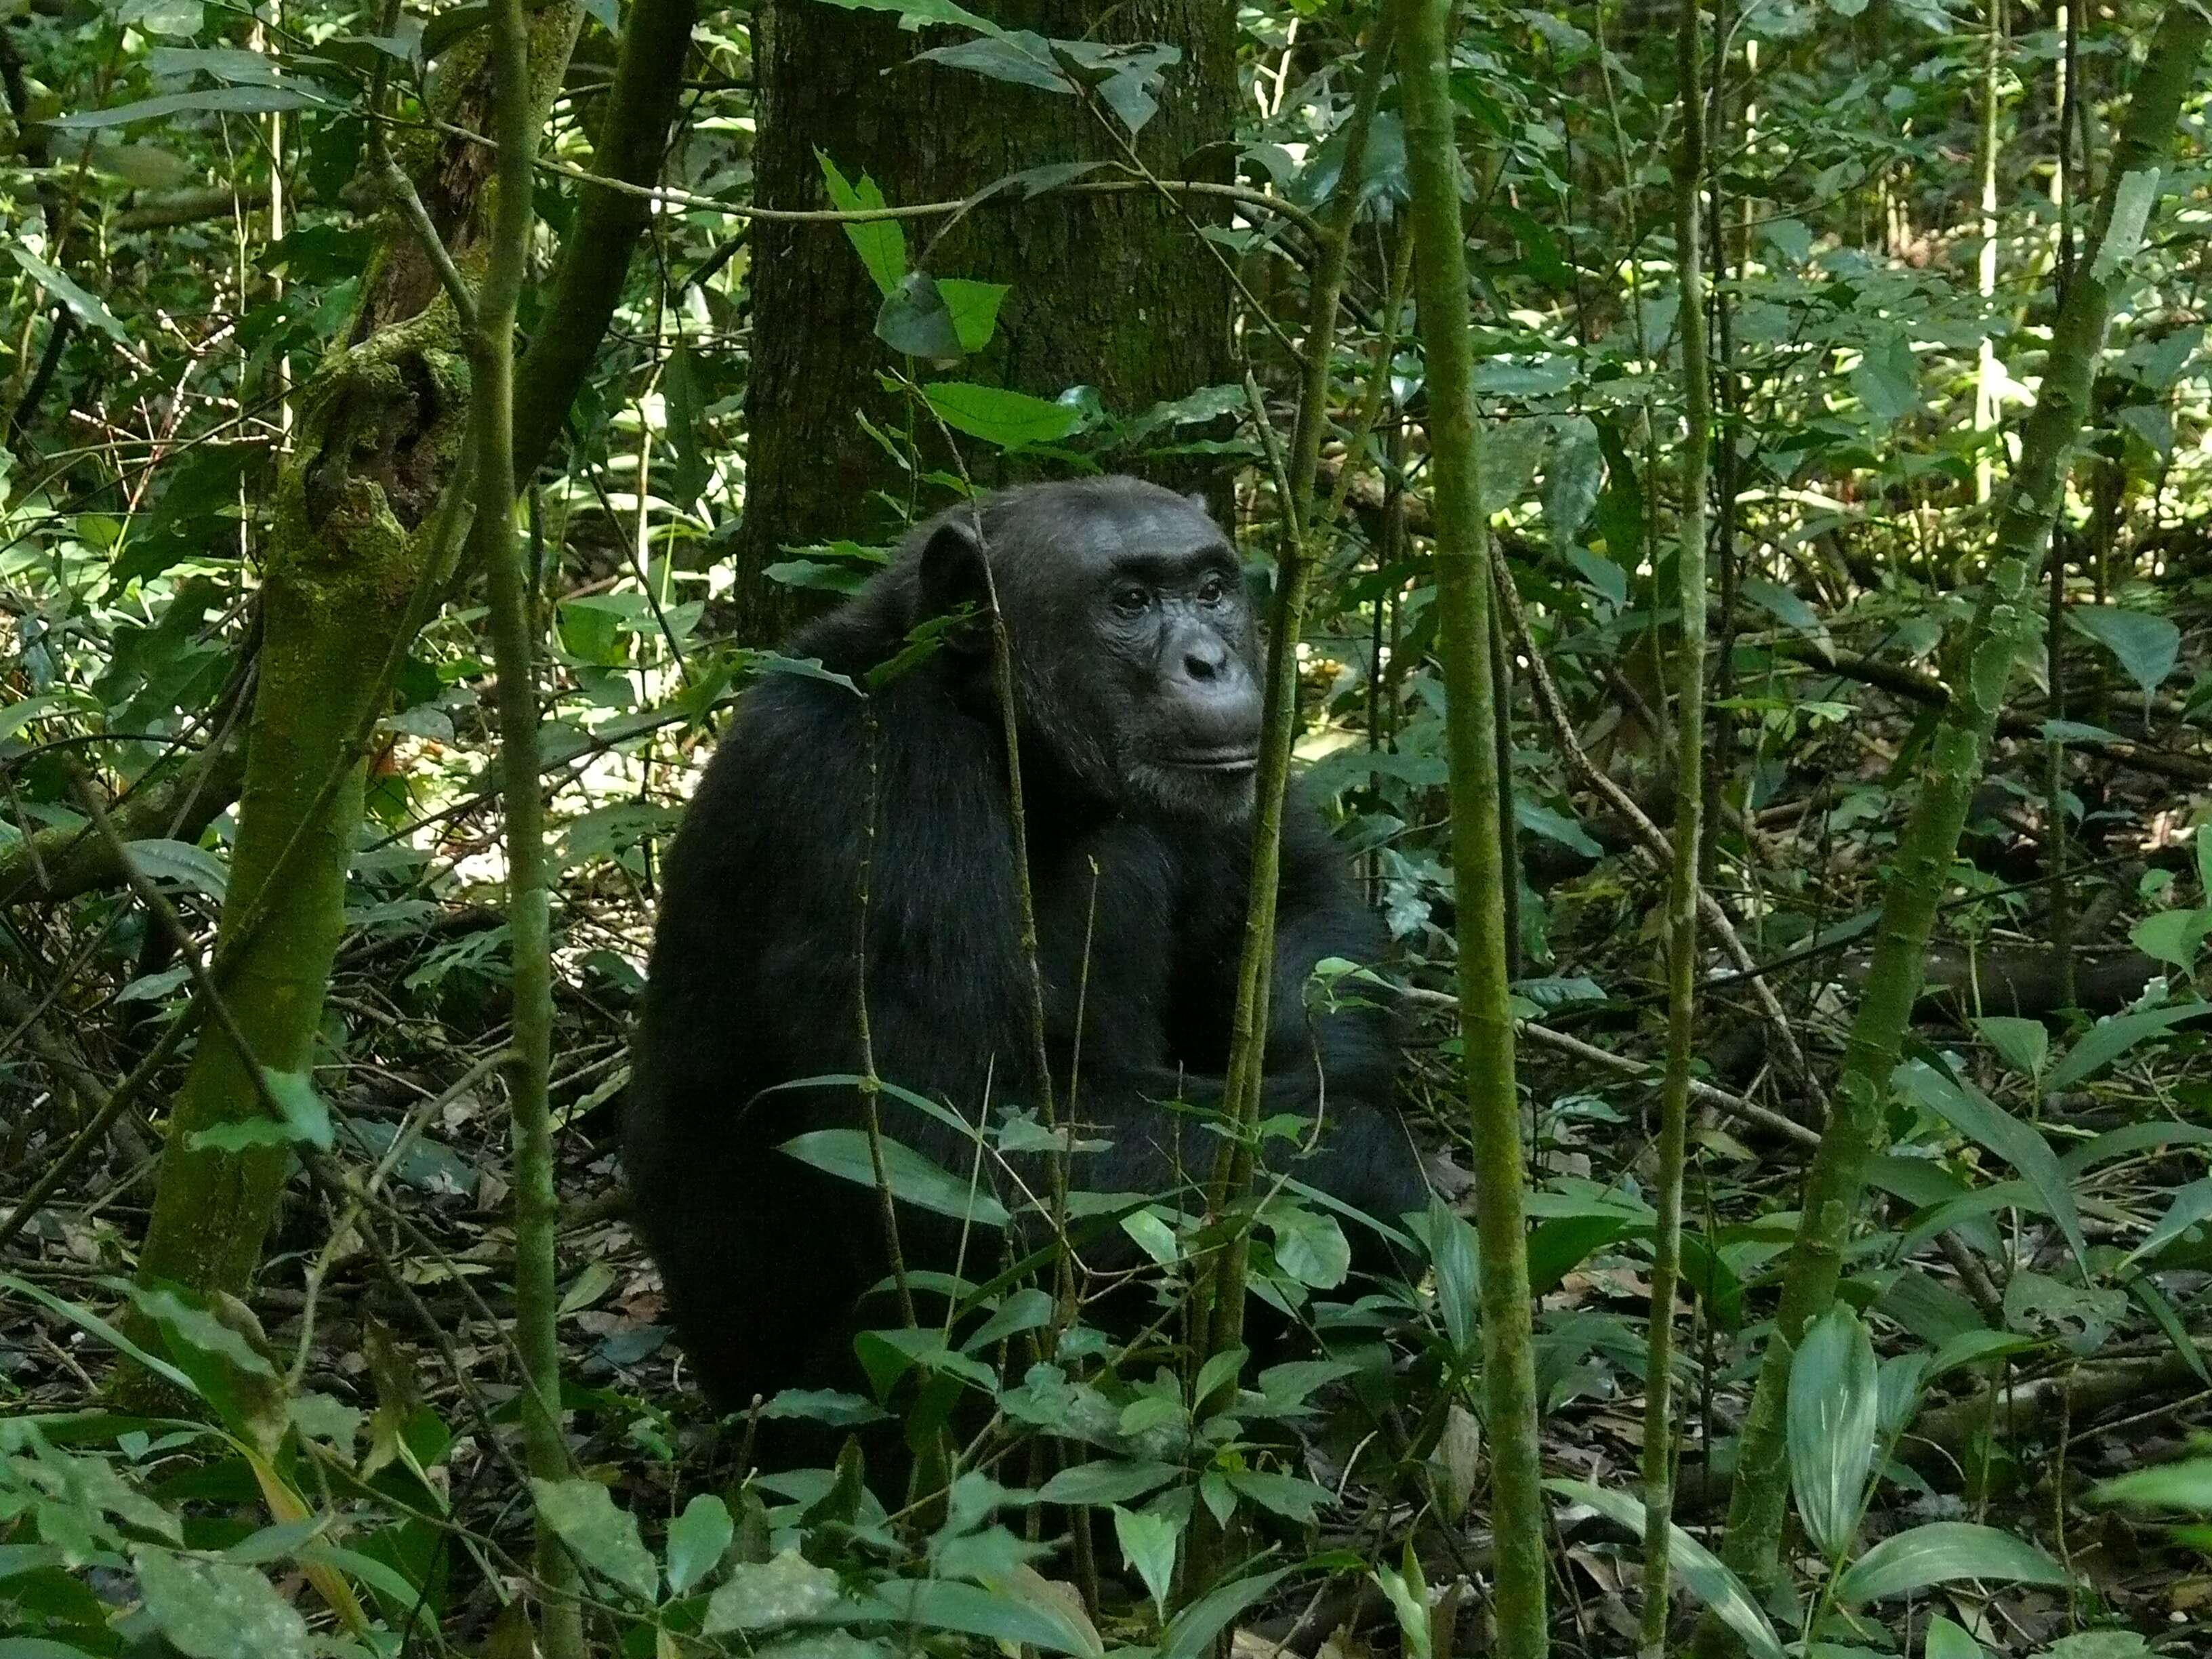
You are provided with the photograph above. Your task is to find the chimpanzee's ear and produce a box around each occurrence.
[918,515,991,653]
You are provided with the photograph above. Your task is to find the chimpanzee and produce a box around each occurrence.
[625,476,1430,1416]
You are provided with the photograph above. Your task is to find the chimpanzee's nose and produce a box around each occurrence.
[1183,638,1229,681]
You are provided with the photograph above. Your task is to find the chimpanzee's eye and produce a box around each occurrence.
[1111,585,1151,615]
[1196,573,1227,606]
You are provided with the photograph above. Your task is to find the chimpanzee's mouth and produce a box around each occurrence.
[1162,748,1260,773]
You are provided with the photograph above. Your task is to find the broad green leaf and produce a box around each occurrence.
[1830,1521,2069,1603]
[1787,1305,1879,1558]
[863,1576,1101,1656]
[1850,331,1920,422]
[2049,1001,2212,1090]
[7,245,129,342]
[817,152,905,298]
[920,382,1081,448]
[1111,1504,1180,1614]
[1263,1200,1349,1288]
[1036,1460,1180,1506]
[1427,1195,1481,1361]
[1542,415,1603,548]
[2123,1178,2212,1266]
[530,1477,657,1604]
[779,1128,1008,1226]
[133,1549,309,1658]
[52,86,321,127]
[2089,1456,2212,1513]
[939,279,1009,354]
[666,1494,733,1595]
[2068,605,2181,696]
[1923,1615,1985,1659]
[119,838,228,898]
[876,272,965,361]
[1547,1479,1784,1659]
[1974,1015,2048,1080]
[1225,1468,1331,1523]
[1891,1061,2086,1266]
[705,1549,842,1633]
[2131,907,2212,972]
[1159,1568,1290,1659]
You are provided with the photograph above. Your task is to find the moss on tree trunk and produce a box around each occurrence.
[129,5,586,1325]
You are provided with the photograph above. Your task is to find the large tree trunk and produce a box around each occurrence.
[732,0,1236,644]
[129,10,586,1318]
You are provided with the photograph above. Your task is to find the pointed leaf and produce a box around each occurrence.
[1546,1479,1784,1659]
[1831,1521,2069,1603]
[1786,1305,1879,1557]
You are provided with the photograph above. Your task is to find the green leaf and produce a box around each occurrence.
[939,279,1009,354]
[1036,1460,1181,1505]
[1974,1015,2049,1080]
[816,151,905,298]
[0,1272,200,1399]
[1159,1568,1291,1659]
[1263,1200,1349,1288]
[52,86,321,128]
[2089,1456,2212,1513]
[2132,907,2212,972]
[1225,1468,1332,1524]
[862,1576,1100,1656]
[529,1477,657,1604]
[132,1548,311,1659]
[7,245,129,342]
[119,838,228,898]
[1830,1521,2070,1603]
[920,382,1082,448]
[1850,331,1920,422]
[705,1549,842,1633]
[1547,1479,1783,1659]
[1923,1615,1986,1659]
[1111,1504,1180,1615]
[2049,1001,2212,1090]
[2067,606,2180,697]
[1891,1060,2087,1267]
[2123,1178,2212,1267]
[779,1128,1008,1226]
[1541,415,1603,548]
[1787,1303,1879,1558]
[666,1494,733,1595]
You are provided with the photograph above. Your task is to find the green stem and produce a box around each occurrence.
[1395,3,1547,1656]
[1693,14,2209,1648]
[476,0,582,1649]
[1639,0,1711,1652]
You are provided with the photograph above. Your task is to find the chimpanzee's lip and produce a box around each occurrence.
[1162,748,1260,773]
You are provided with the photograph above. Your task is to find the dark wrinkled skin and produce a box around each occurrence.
[626,477,1430,1418]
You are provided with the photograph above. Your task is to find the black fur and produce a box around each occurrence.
[626,478,1429,1414]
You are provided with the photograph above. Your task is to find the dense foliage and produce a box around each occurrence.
[1,0,2210,1654]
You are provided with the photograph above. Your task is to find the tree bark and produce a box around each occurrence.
[733,0,1235,644]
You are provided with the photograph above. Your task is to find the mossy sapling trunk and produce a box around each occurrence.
[476,0,583,1648]
[1638,0,1711,1652]
[1395,2,1548,1656]
[128,8,585,1329]
[1691,10,2210,1650]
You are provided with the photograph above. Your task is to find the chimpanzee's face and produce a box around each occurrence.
[1015,490,1263,821]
